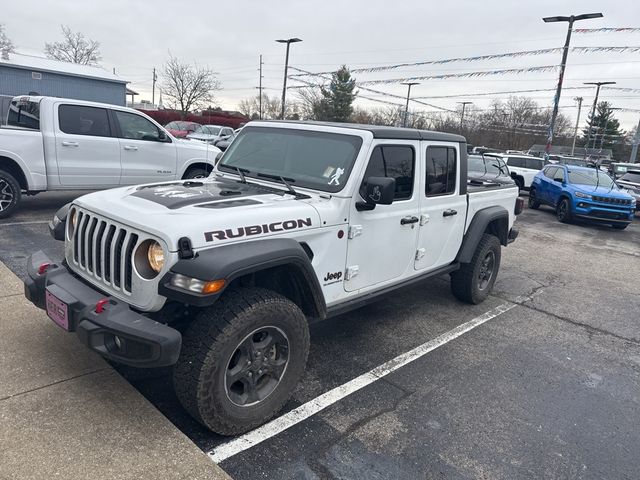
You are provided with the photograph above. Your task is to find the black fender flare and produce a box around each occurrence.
[455,206,509,263]
[159,238,326,317]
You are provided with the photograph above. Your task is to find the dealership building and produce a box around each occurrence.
[0,52,127,122]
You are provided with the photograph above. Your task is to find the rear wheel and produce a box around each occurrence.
[528,188,540,209]
[173,287,309,435]
[0,170,21,219]
[451,233,501,304]
[556,198,572,223]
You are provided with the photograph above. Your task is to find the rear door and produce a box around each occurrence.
[112,110,177,184]
[54,103,121,187]
[344,142,420,292]
[535,166,555,203]
[414,143,467,271]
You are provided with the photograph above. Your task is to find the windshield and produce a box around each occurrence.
[195,125,221,135]
[218,127,363,193]
[485,157,508,175]
[567,169,615,189]
[468,156,485,173]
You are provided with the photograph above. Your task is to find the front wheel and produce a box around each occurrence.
[556,198,572,223]
[173,287,310,435]
[183,167,210,179]
[0,169,21,219]
[451,233,501,304]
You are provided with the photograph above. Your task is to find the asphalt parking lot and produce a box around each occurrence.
[1,191,639,480]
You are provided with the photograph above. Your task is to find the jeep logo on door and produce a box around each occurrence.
[204,218,312,242]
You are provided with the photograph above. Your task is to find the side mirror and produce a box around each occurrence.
[356,177,395,211]
[158,130,169,142]
[554,177,564,183]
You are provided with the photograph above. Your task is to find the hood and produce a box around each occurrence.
[574,184,634,199]
[73,177,321,251]
[175,138,221,156]
[187,133,218,141]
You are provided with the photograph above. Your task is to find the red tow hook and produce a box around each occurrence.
[95,299,109,314]
[37,263,51,275]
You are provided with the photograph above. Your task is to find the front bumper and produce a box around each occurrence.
[572,200,634,224]
[24,251,181,367]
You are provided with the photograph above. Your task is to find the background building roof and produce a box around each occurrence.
[0,52,127,84]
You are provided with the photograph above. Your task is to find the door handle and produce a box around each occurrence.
[124,145,138,151]
[61,141,79,147]
[400,216,419,225]
[443,209,458,217]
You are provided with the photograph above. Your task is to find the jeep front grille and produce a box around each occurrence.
[71,209,139,294]
[592,195,632,206]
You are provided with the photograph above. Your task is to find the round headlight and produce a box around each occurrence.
[147,241,165,273]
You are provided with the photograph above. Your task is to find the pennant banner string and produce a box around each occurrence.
[289,46,640,77]
[574,28,640,34]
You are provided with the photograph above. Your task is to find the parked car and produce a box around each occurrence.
[529,164,635,229]
[164,121,200,138]
[485,153,544,191]
[467,154,515,186]
[25,121,522,435]
[187,125,235,144]
[608,162,638,179]
[616,169,640,214]
[0,96,221,218]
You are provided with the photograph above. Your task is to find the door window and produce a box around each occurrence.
[58,105,111,137]
[114,111,162,141]
[526,158,544,170]
[544,167,557,179]
[553,168,565,182]
[360,145,415,200]
[507,157,525,168]
[425,146,457,196]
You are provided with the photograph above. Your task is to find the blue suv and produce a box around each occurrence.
[529,165,636,230]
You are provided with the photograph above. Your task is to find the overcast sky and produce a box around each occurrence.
[3,0,640,129]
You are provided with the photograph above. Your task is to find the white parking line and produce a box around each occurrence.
[0,220,50,227]
[208,291,540,463]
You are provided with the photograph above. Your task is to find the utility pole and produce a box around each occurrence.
[571,96,583,156]
[584,81,616,153]
[401,82,419,127]
[458,101,473,132]
[542,12,603,159]
[152,67,157,108]
[630,117,640,163]
[276,38,302,120]
[255,55,264,119]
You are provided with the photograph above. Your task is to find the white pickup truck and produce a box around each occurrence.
[0,96,220,218]
[25,121,522,435]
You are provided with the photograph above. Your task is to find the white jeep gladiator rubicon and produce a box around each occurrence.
[25,121,522,435]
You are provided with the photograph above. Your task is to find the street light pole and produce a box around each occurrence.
[458,101,473,132]
[401,82,419,127]
[598,107,621,151]
[542,12,603,159]
[571,96,583,156]
[630,117,640,163]
[584,81,616,152]
[276,38,302,120]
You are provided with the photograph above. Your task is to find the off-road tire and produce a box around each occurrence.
[183,167,210,179]
[173,287,310,436]
[528,188,540,209]
[0,169,21,219]
[556,198,572,224]
[611,223,628,230]
[514,177,524,193]
[451,233,501,304]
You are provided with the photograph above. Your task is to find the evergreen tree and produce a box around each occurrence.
[316,65,357,122]
[581,101,624,149]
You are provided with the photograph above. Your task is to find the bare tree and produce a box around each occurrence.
[44,25,101,65]
[0,24,15,60]
[162,55,221,117]
[238,93,297,120]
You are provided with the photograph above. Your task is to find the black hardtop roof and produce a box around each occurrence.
[256,120,466,143]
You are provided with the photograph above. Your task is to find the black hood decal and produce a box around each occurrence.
[130,178,278,209]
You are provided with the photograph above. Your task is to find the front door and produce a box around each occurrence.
[414,143,467,271]
[54,103,121,187]
[112,110,177,184]
[344,142,420,292]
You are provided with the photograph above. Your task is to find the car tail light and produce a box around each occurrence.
[515,197,525,215]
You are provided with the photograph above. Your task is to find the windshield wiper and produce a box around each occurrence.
[234,166,249,184]
[257,172,299,196]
